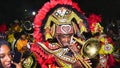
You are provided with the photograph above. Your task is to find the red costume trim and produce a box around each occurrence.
[87,14,101,32]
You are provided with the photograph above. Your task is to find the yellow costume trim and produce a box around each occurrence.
[98,35,114,54]
[44,27,53,40]
[99,44,114,54]
[92,23,103,34]
[51,24,56,38]
[56,59,72,68]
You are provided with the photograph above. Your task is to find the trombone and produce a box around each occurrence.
[71,37,100,68]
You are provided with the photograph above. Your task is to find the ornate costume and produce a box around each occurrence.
[30,0,115,68]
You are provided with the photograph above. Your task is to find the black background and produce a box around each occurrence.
[0,0,120,24]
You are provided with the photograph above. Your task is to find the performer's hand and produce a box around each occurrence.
[69,43,80,52]
[83,57,92,65]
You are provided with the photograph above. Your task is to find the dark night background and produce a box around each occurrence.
[0,0,120,25]
[0,0,120,67]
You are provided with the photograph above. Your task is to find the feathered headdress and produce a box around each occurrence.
[34,0,87,42]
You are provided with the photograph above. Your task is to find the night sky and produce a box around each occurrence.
[0,0,120,24]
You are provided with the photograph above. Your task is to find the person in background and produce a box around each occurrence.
[0,39,22,68]
[16,32,28,53]
[16,32,28,59]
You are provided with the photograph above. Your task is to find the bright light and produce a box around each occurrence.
[25,9,27,12]
[86,46,97,56]
[32,11,36,15]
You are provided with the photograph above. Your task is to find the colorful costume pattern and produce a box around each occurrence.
[30,0,115,68]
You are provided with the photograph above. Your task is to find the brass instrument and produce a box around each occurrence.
[72,37,100,68]
[69,46,92,68]
[23,21,33,31]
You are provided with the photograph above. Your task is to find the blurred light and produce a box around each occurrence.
[32,11,36,15]
[25,9,27,12]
